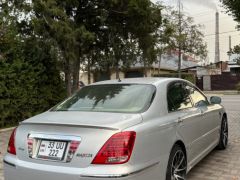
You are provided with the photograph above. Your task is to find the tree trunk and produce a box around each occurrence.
[143,57,147,77]
[115,60,120,79]
[72,58,80,93]
[87,58,91,84]
[178,49,182,78]
[64,59,72,97]
[158,53,162,75]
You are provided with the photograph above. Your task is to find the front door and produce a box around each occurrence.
[186,84,220,152]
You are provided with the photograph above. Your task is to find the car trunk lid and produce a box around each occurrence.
[15,111,142,168]
[22,111,141,130]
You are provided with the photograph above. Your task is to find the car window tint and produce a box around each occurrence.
[186,85,209,107]
[167,82,193,112]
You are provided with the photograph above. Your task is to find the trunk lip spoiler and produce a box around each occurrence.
[20,122,119,131]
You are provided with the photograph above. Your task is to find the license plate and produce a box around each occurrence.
[37,140,67,161]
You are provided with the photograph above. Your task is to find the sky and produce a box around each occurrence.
[151,0,240,63]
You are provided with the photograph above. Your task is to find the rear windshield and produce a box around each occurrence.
[52,84,156,113]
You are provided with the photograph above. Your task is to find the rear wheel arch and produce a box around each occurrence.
[223,113,227,120]
[172,140,187,163]
[174,140,187,159]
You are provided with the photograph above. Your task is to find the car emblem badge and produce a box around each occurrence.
[76,153,93,158]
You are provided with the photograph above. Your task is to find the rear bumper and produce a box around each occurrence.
[3,155,163,180]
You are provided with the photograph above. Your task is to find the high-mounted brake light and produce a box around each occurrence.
[92,131,136,164]
[7,128,17,155]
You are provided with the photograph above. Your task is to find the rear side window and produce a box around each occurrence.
[167,82,193,112]
[186,85,209,107]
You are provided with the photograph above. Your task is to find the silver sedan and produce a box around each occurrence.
[4,78,228,180]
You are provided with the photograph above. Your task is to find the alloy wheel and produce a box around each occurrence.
[222,119,228,147]
[171,150,187,180]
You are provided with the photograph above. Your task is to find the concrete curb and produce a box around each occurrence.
[204,91,240,95]
[0,127,15,133]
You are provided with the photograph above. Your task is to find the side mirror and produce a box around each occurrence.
[196,100,208,107]
[210,96,222,104]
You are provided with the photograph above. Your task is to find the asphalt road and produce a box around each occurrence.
[1,95,240,180]
[221,95,240,112]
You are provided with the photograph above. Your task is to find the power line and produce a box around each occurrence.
[204,32,240,40]
[204,30,239,37]
[208,51,229,54]
[192,11,214,16]
[197,16,234,24]
[184,10,214,17]
[190,12,235,21]
[191,11,224,18]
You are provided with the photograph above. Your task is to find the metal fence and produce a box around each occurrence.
[196,73,240,91]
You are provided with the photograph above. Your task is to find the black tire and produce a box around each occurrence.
[217,116,228,150]
[166,145,187,180]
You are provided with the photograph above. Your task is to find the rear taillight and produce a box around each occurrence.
[92,131,136,164]
[7,128,17,155]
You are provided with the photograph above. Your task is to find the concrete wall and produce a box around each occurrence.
[80,68,175,85]
[110,71,125,80]
[197,73,240,91]
[79,72,94,85]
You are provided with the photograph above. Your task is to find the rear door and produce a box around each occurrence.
[167,82,203,163]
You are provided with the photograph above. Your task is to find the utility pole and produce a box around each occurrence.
[215,12,220,63]
[177,0,183,78]
[228,35,232,61]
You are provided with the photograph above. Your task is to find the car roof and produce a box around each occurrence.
[91,77,183,86]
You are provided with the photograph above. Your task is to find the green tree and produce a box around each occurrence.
[220,0,240,23]
[88,0,162,78]
[85,0,162,79]
[131,1,162,76]
[154,6,177,74]
[20,0,162,93]
[163,9,207,76]
[220,0,240,64]
[0,1,66,127]
[229,45,240,64]
[29,0,94,96]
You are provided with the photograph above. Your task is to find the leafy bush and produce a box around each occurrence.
[0,33,66,128]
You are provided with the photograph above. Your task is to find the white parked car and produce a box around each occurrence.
[4,78,228,180]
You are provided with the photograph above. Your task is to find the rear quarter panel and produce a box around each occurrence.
[123,80,179,179]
